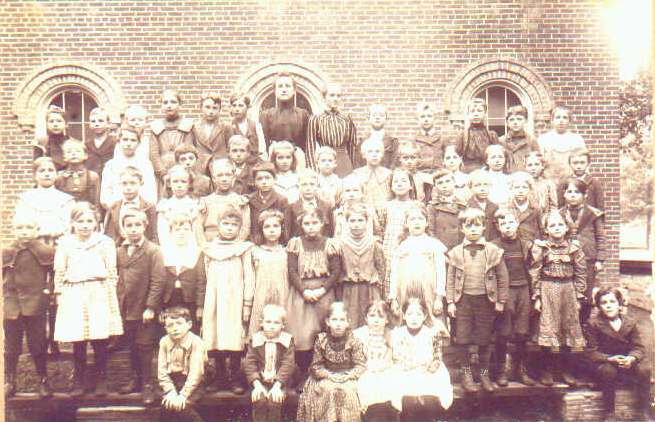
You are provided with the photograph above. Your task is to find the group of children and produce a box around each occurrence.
[4,83,649,422]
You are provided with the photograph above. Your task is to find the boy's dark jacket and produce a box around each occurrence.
[491,236,534,293]
[585,314,646,363]
[104,196,158,244]
[163,255,206,307]
[3,240,55,319]
[558,205,606,262]
[243,331,296,387]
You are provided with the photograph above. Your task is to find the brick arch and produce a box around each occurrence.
[12,62,126,135]
[444,57,554,129]
[233,60,328,119]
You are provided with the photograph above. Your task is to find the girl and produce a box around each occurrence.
[333,175,380,239]
[441,144,470,205]
[377,168,421,295]
[391,296,453,422]
[529,210,586,386]
[353,301,402,422]
[270,140,300,203]
[34,105,77,170]
[289,169,335,238]
[484,144,511,207]
[248,210,291,337]
[150,89,194,187]
[287,208,341,378]
[157,165,202,247]
[200,205,254,394]
[339,204,386,328]
[525,151,558,214]
[537,105,587,181]
[53,202,123,396]
[16,157,74,244]
[389,205,448,326]
[560,178,606,323]
[296,302,366,422]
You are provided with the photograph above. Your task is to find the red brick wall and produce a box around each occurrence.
[0,0,620,282]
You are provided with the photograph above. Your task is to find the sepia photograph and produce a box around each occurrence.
[0,0,653,421]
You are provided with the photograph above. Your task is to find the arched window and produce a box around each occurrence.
[473,84,525,137]
[48,87,99,142]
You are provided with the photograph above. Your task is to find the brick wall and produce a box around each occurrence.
[0,0,620,282]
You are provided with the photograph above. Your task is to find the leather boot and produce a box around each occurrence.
[461,365,480,393]
[142,383,156,405]
[517,362,536,386]
[119,377,142,394]
[5,373,16,398]
[95,370,108,397]
[38,377,53,398]
[496,361,509,387]
[480,368,496,392]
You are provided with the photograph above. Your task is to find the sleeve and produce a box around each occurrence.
[347,116,358,169]
[156,206,170,248]
[309,337,331,380]
[342,338,367,381]
[594,214,607,262]
[243,342,261,385]
[88,171,101,210]
[322,250,342,291]
[255,121,268,160]
[157,339,177,394]
[445,255,456,304]
[427,206,437,238]
[547,180,559,213]
[239,202,251,241]
[242,247,255,311]
[434,246,447,298]
[146,205,159,244]
[180,339,207,399]
[149,134,163,177]
[572,245,587,299]
[494,255,510,304]
[53,242,68,294]
[141,161,159,206]
[305,115,318,170]
[145,247,167,312]
[196,254,207,309]
[103,239,119,286]
[287,243,304,293]
[528,244,544,300]
[628,321,647,362]
[373,242,386,286]
[584,323,612,363]
[388,249,399,301]
[595,180,605,211]
[432,330,443,366]
[276,339,297,387]
[259,111,271,149]
[100,163,114,209]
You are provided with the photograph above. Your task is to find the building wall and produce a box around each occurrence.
[0,0,621,281]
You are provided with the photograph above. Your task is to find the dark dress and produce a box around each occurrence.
[260,102,310,152]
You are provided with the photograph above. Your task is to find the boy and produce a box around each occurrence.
[561,149,605,210]
[244,304,296,422]
[248,161,292,245]
[101,125,157,208]
[158,306,207,422]
[414,101,445,171]
[467,169,499,241]
[56,139,101,208]
[455,98,499,172]
[191,91,232,171]
[289,169,334,238]
[351,137,392,208]
[446,207,509,393]
[230,93,267,162]
[498,105,540,172]
[124,104,151,161]
[85,107,117,176]
[506,171,543,242]
[117,209,167,404]
[397,141,431,202]
[3,213,55,398]
[104,166,158,244]
[359,104,398,168]
[228,134,260,195]
[174,144,212,197]
[491,210,536,387]
[315,146,342,208]
[427,169,466,250]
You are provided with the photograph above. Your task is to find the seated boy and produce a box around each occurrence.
[159,306,207,422]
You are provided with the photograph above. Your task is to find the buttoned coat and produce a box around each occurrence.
[243,331,296,387]
[104,196,158,245]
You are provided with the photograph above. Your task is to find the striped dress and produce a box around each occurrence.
[307,110,358,176]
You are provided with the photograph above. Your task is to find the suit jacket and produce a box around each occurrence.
[427,200,466,250]
[191,119,233,170]
[498,131,539,172]
[3,240,55,319]
[117,239,167,319]
[243,331,296,387]
[585,314,646,363]
[508,200,543,242]
[163,254,206,307]
[466,197,499,241]
[559,205,606,262]
[491,237,533,293]
[85,133,117,176]
[233,161,259,195]
[104,196,158,245]
[446,241,509,305]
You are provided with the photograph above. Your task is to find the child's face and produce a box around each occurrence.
[570,155,589,176]
[171,222,192,244]
[368,110,386,130]
[467,103,486,124]
[63,143,87,165]
[418,109,435,131]
[398,150,419,172]
[346,212,367,238]
[274,152,293,172]
[598,293,621,320]
[443,147,462,172]
[299,177,318,200]
[261,309,284,339]
[122,215,146,244]
[211,164,235,192]
[13,220,38,244]
[325,87,342,111]
[434,174,455,197]
[317,154,337,176]
[363,144,383,167]
[404,302,425,330]
[552,109,570,134]
[120,174,141,201]
[170,171,190,198]
[164,317,192,341]
[230,99,248,121]
[275,77,295,102]
[119,132,140,157]
[545,215,567,240]
[525,156,543,178]
[563,183,584,207]
[510,181,530,202]
[162,92,180,119]
[90,113,109,135]
[507,114,527,133]
[486,149,505,171]
[34,162,57,188]
[254,171,274,193]
[201,98,220,121]
[391,171,412,197]
[462,220,484,242]
[471,179,490,200]
[218,217,240,240]
[126,113,147,132]
[365,309,387,333]
[498,214,519,239]
[261,217,282,244]
[326,307,349,337]
[73,211,97,239]
[301,215,323,238]
[406,210,428,236]
[341,183,362,203]
[228,144,249,165]
[46,113,66,135]
[177,152,197,171]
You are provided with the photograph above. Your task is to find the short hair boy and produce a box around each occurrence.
[467,169,499,240]
[228,134,259,195]
[427,169,466,250]
[360,104,398,168]
[498,105,540,172]
[351,137,392,208]
[85,107,117,176]
[414,101,445,171]
[454,98,499,172]
[507,171,543,242]
[174,143,212,197]
[248,161,293,245]
[563,149,605,210]
[56,139,101,208]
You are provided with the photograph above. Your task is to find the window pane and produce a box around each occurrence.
[83,93,98,122]
[489,125,505,137]
[487,86,505,119]
[67,123,83,140]
[51,94,63,108]
[65,91,83,123]
[507,90,521,108]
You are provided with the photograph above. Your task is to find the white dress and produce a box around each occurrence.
[15,187,74,238]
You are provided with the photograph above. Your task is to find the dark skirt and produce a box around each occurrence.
[287,278,335,351]
[340,282,381,329]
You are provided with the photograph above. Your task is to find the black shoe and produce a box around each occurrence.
[95,372,108,397]
[5,374,16,398]
[206,375,228,392]
[230,378,246,395]
[119,378,142,395]
[142,384,156,405]
[561,371,578,387]
[496,365,509,387]
[480,369,496,393]
[461,366,480,393]
[38,377,53,398]
[540,369,554,386]
[517,364,536,386]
